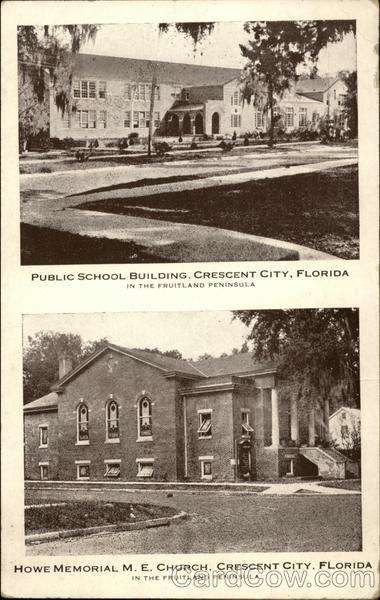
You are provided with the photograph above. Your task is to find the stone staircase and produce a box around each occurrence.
[299,446,347,479]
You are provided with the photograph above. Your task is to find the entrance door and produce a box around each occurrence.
[211,112,220,134]
[183,113,191,134]
[195,113,204,134]
[238,441,253,480]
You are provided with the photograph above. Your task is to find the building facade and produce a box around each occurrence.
[24,343,347,482]
[49,54,347,142]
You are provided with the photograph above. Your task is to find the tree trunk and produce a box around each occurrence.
[268,80,275,146]
[147,70,157,158]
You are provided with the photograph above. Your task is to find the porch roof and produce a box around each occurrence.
[169,104,204,113]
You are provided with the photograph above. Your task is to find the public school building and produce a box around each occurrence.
[24,343,348,483]
[49,53,347,142]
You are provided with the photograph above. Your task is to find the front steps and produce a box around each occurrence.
[299,447,347,479]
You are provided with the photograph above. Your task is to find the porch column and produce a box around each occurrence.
[308,404,316,446]
[323,398,330,443]
[190,115,196,135]
[271,388,280,448]
[290,396,299,444]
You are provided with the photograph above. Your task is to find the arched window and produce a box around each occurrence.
[138,397,152,439]
[106,400,120,440]
[77,404,89,443]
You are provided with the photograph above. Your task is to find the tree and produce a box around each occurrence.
[233,309,360,408]
[338,70,358,137]
[18,25,98,150]
[240,20,356,145]
[196,353,214,361]
[23,332,107,404]
[158,23,215,49]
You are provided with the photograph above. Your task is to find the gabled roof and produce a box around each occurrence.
[295,76,340,94]
[192,353,276,377]
[73,53,241,86]
[23,345,276,413]
[24,392,58,413]
[329,406,361,420]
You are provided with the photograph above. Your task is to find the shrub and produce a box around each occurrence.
[232,130,237,140]
[154,141,171,156]
[118,138,129,150]
[39,166,52,173]
[190,142,198,150]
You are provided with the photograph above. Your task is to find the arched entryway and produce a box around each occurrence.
[183,113,191,134]
[195,113,204,135]
[168,114,180,136]
[211,112,220,134]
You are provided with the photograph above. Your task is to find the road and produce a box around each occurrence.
[26,487,361,555]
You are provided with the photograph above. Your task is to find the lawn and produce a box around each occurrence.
[25,501,176,534]
[318,479,361,491]
[76,165,359,259]
[20,224,168,265]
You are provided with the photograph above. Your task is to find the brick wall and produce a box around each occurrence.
[24,411,59,480]
[185,389,235,481]
[56,350,180,481]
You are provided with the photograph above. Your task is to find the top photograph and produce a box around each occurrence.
[18,20,358,265]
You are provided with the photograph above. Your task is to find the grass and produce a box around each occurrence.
[76,165,359,259]
[318,479,361,491]
[20,224,168,265]
[25,501,176,534]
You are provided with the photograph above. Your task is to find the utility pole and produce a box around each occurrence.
[147,65,157,157]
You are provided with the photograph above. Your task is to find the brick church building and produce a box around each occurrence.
[24,343,347,482]
[49,53,347,142]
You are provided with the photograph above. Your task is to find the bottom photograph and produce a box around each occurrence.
[23,308,361,554]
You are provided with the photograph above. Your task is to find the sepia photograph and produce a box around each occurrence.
[23,309,361,556]
[19,20,359,265]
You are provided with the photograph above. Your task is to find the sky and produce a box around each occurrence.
[23,311,250,360]
[79,22,357,75]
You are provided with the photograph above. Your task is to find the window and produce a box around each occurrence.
[154,86,160,101]
[124,111,131,128]
[138,83,146,101]
[133,111,139,128]
[231,114,241,128]
[76,461,90,480]
[285,107,294,127]
[254,110,264,128]
[154,112,160,128]
[39,425,48,448]
[233,91,239,106]
[299,107,307,127]
[98,81,106,99]
[88,110,96,128]
[171,86,182,99]
[106,400,120,441]
[78,110,88,129]
[104,460,121,478]
[89,81,96,98]
[99,110,107,129]
[341,424,349,438]
[136,458,154,478]
[124,83,132,100]
[77,403,89,443]
[338,94,346,107]
[198,411,212,438]
[199,456,213,480]
[183,89,190,101]
[139,111,146,128]
[73,80,80,98]
[334,89,337,100]
[138,397,152,439]
[81,80,88,98]
[39,463,49,480]
[242,411,254,436]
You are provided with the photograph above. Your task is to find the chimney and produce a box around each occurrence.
[59,355,73,379]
